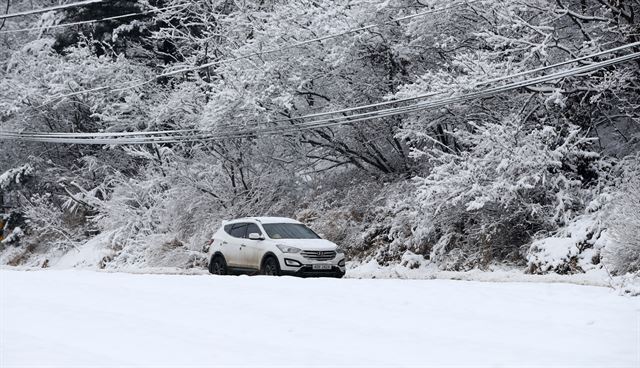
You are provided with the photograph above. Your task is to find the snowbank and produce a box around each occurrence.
[53,230,117,269]
[347,258,617,287]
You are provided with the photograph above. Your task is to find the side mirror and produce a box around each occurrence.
[248,232,264,240]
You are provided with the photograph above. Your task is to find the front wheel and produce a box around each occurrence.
[261,256,281,276]
[209,255,227,275]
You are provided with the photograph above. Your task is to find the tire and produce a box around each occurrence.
[209,255,227,275]
[261,256,281,276]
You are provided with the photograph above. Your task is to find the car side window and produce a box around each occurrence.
[245,223,262,238]
[228,223,248,238]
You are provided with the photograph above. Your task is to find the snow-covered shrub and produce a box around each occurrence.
[603,154,640,275]
[22,193,88,251]
[415,119,599,269]
[293,173,387,253]
[296,176,427,264]
[0,164,34,190]
[526,215,605,274]
[91,169,169,253]
[361,184,431,265]
[0,227,24,246]
[133,235,207,269]
[87,170,206,269]
[616,273,640,297]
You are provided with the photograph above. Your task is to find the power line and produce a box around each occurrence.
[9,128,197,138]
[3,49,639,145]
[0,0,103,20]
[216,40,640,130]
[9,48,640,141]
[0,4,187,34]
[37,0,483,104]
[141,49,640,142]
[137,40,638,136]
[26,39,640,138]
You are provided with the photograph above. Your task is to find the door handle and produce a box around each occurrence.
[240,244,246,247]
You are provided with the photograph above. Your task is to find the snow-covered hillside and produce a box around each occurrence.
[3,0,640,277]
[1,270,638,367]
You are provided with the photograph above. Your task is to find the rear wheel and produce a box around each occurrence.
[261,256,280,276]
[209,255,227,275]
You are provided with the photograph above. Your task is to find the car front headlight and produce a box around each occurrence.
[276,244,301,253]
[336,246,346,254]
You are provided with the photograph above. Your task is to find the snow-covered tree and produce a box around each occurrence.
[1,0,639,272]
[604,154,640,275]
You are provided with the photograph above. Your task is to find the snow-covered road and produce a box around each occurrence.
[1,270,638,367]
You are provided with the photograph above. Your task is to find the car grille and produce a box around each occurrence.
[301,250,336,261]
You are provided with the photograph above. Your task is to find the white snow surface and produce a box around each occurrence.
[1,269,639,368]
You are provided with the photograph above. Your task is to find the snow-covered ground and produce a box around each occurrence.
[1,269,638,367]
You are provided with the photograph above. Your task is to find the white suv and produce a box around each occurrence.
[207,217,346,278]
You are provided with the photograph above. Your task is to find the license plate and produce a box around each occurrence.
[312,264,332,270]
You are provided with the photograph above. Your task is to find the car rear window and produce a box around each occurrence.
[262,223,320,239]
[225,223,248,238]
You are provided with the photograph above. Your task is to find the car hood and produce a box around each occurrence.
[270,238,337,251]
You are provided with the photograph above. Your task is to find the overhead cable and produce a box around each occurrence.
[0,0,102,20]
[8,41,640,139]
[0,4,187,34]
[3,49,638,145]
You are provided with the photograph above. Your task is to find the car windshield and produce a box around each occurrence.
[262,223,320,239]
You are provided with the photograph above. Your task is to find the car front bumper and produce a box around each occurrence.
[281,265,345,278]
[276,252,346,278]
